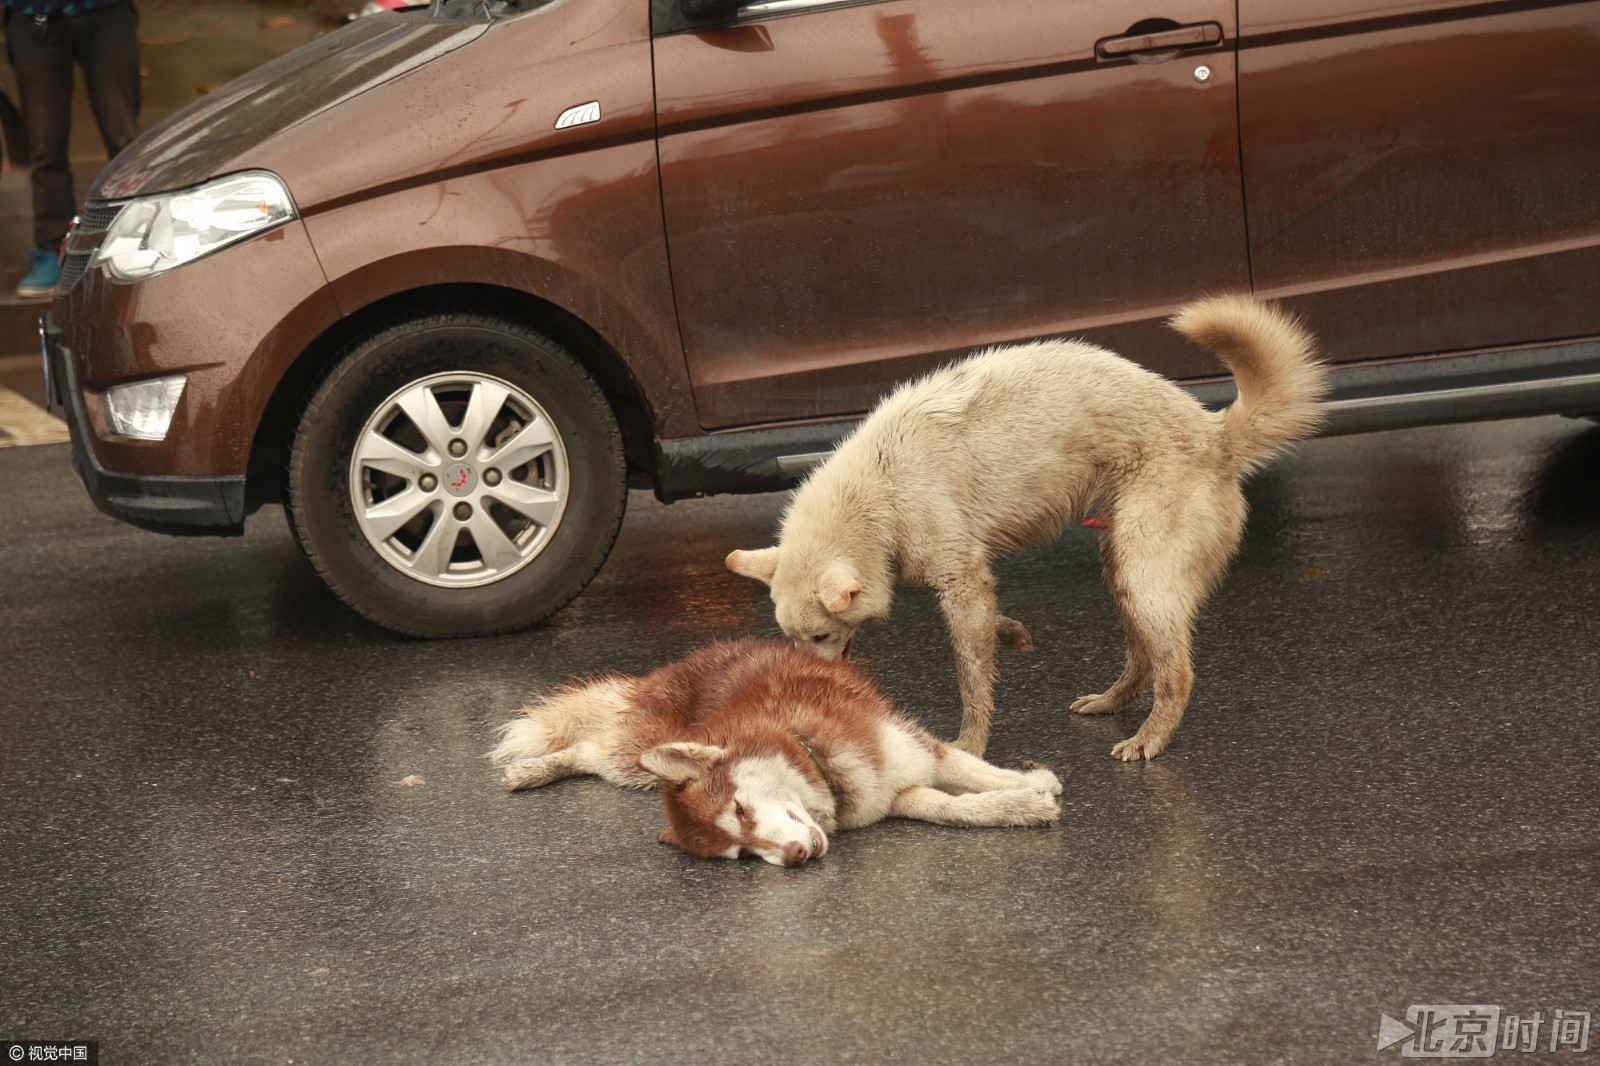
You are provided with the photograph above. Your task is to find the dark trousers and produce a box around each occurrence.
[5,1,140,250]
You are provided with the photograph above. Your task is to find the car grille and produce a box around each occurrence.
[56,202,125,296]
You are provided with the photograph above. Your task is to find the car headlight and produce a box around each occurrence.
[103,374,186,440]
[93,171,297,281]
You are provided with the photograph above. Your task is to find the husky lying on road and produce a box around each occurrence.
[489,639,1060,866]
[728,295,1328,761]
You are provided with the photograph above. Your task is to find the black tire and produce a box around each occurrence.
[286,312,626,637]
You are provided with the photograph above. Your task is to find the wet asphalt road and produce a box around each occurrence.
[2,417,1598,1065]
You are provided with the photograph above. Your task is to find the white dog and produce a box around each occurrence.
[728,295,1327,761]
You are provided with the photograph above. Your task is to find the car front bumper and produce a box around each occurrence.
[42,311,245,535]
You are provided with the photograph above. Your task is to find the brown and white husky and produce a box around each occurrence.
[489,639,1061,865]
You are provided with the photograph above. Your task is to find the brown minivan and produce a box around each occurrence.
[41,0,1600,636]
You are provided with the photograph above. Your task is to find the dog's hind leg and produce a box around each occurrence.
[889,785,1059,826]
[1109,626,1192,762]
[494,722,597,791]
[491,677,636,789]
[931,745,1062,796]
[1071,534,1152,716]
[503,738,657,792]
[502,747,593,791]
[1100,487,1244,761]
[935,564,1003,755]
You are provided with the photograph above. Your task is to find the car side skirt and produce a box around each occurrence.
[655,338,1600,500]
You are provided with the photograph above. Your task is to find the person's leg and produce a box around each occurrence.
[74,1,141,159]
[7,11,77,252]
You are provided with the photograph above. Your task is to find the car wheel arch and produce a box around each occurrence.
[246,282,659,513]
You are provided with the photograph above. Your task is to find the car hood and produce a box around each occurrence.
[94,15,486,202]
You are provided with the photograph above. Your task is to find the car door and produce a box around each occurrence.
[653,0,1246,429]
[1238,0,1600,364]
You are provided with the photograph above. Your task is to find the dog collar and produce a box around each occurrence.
[794,736,838,795]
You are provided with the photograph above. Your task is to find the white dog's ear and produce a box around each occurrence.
[817,562,862,614]
[638,742,725,784]
[726,547,779,585]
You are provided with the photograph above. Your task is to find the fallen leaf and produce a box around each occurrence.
[309,966,330,977]
[1301,566,1325,578]
[399,775,426,787]
[193,82,215,96]
[260,15,296,28]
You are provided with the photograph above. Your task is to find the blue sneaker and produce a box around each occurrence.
[17,246,61,298]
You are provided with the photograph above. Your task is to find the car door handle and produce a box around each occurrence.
[1096,21,1223,59]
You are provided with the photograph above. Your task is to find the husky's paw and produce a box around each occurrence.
[503,757,561,791]
[1069,692,1123,716]
[996,787,1060,825]
[1110,732,1168,762]
[1020,763,1062,795]
[996,616,1034,652]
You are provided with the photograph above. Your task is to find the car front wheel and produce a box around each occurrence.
[287,313,626,637]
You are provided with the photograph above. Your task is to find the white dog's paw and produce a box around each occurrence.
[1069,692,1122,716]
[1110,731,1168,762]
[1020,761,1062,795]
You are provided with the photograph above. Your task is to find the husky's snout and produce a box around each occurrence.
[759,806,828,866]
[778,824,828,866]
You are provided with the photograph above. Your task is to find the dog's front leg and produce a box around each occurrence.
[889,785,1058,826]
[931,745,1062,797]
[936,569,1002,756]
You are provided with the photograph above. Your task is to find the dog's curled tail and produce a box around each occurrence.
[1171,295,1329,474]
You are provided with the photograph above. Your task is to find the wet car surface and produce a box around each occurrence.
[2,418,1597,1063]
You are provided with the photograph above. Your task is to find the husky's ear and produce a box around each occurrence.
[817,562,863,615]
[726,547,779,585]
[638,742,725,785]
[657,825,682,846]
